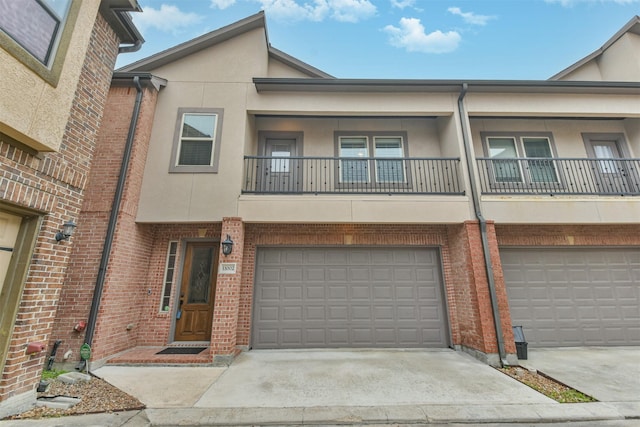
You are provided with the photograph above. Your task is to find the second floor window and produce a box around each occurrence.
[485,134,558,184]
[170,108,224,173]
[0,0,71,66]
[337,132,408,184]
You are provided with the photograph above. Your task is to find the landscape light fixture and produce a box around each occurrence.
[55,220,77,242]
[221,235,234,256]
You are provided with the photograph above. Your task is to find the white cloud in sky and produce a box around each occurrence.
[255,0,375,22]
[210,0,237,9]
[134,4,203,34]
[384,18,461,54]
[447,7,495,25]
[390,0,415,8]
[545,0,640,5]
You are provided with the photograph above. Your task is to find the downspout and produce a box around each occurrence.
[457,83,508,366]
[81,76,143,365]
[118,40,143,54]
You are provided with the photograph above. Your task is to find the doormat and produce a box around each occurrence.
[156,347,207,355]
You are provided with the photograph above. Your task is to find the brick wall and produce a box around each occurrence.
[496,224,640,246]
[0,13,119,402]
[51,82,161,362]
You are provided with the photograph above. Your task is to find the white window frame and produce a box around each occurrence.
[338,136,370,184]
[482,132,559,186]
[170,108,224,173]
[373,136,407,184]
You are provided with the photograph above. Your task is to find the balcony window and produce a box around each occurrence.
[339,137,370,183]
[484,133,558,184]
[374,137,406,183]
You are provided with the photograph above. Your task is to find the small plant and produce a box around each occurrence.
[41,369,68,381]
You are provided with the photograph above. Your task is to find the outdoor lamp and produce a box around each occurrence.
[55,220,77,242]
[221,235,234,256]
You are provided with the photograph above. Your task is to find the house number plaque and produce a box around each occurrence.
[219,263,237,274]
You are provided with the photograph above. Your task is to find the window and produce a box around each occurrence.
[483,133,558,184]
[336,132,408,185]
[160,241,178,312]
[374,137,405,183]
[0,0,78,86]
[339,137,369,183]
[170,108,224,173]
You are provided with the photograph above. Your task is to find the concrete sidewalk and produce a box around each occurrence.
[2,348,639,426]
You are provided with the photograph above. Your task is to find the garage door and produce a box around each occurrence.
[501,248,640,347]
[252,247,448,349]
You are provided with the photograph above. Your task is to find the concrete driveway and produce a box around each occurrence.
[193,349,552,408]
[521,347,640,403]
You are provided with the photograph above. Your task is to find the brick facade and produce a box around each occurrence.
[0,12,119,407]
[51,82,161,363]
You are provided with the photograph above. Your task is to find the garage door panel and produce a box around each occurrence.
[253,247,448,348]
[503,248,639,347]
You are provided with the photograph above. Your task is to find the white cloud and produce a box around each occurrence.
[134,5,203,35]
[447,7,495,25]
[329,0,376,22]
[210,0,237,9]
[545,0,640,5]
[256,0,375,22]
[256,0,329,22]
[383,18,461,53]
[390,0,415,8]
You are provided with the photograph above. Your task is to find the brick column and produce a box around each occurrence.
[210,217,244,362]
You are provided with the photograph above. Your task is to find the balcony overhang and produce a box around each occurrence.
[253,78,640,95]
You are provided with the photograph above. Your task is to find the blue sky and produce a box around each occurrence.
[117,0,640,79]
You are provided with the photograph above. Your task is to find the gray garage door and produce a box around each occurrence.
[252,247,448,349]
[501,248,640,347]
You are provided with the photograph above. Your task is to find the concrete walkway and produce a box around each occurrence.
[2,348,639,426]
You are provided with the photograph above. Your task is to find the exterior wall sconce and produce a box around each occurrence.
[55,220,77,242]
[221,235,234,256]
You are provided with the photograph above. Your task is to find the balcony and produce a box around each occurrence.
[243,156,464,195]
[477,158,640,195]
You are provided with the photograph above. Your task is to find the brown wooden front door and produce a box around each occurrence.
[175,242,218,341]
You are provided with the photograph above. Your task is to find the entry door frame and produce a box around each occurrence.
[170,238,219,343]
[582,132,638,194]
[0,205,41,375]
[258,131,304,193]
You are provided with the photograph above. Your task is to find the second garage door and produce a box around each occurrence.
[502,248,640,347]
[252,247,449,349]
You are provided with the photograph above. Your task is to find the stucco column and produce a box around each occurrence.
[210,217,244,361]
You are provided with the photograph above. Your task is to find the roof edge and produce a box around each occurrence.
[118,11,266,72]
[549,15,640,81]
[253,77,640,94]
[99,0,145,45]
[268,46,334,79]
[112,71,167,91]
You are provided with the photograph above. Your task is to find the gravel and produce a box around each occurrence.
[4,376,145,420]
[499,366,596,403]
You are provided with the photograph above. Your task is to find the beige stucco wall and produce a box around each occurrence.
[470,118,631,157]
[558,61,603,81]
[0,1,99,152]
[255,116,449,157]
[598,33,640,81]
[237,195,472,223]
[482,197,640,224]
[267,57,317,78]
[466,93,640,118]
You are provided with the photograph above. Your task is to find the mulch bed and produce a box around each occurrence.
[3,376,145,420]
[498,366,596,403]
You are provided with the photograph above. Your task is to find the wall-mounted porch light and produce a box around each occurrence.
[55,220,77,242]
[221,235,234,256]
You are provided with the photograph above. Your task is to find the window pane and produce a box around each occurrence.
[488,138,521,182]
[0,0,61,64]
[179,140,213,165]
[271,150,290,173]
[340,137,369,183]
[188,247,214,304]
[375,137,404,183]
[182,114,216,138]
[523,138,557,183]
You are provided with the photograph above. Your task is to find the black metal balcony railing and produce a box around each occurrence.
[243,156,464,195]
[477,158,640,195]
